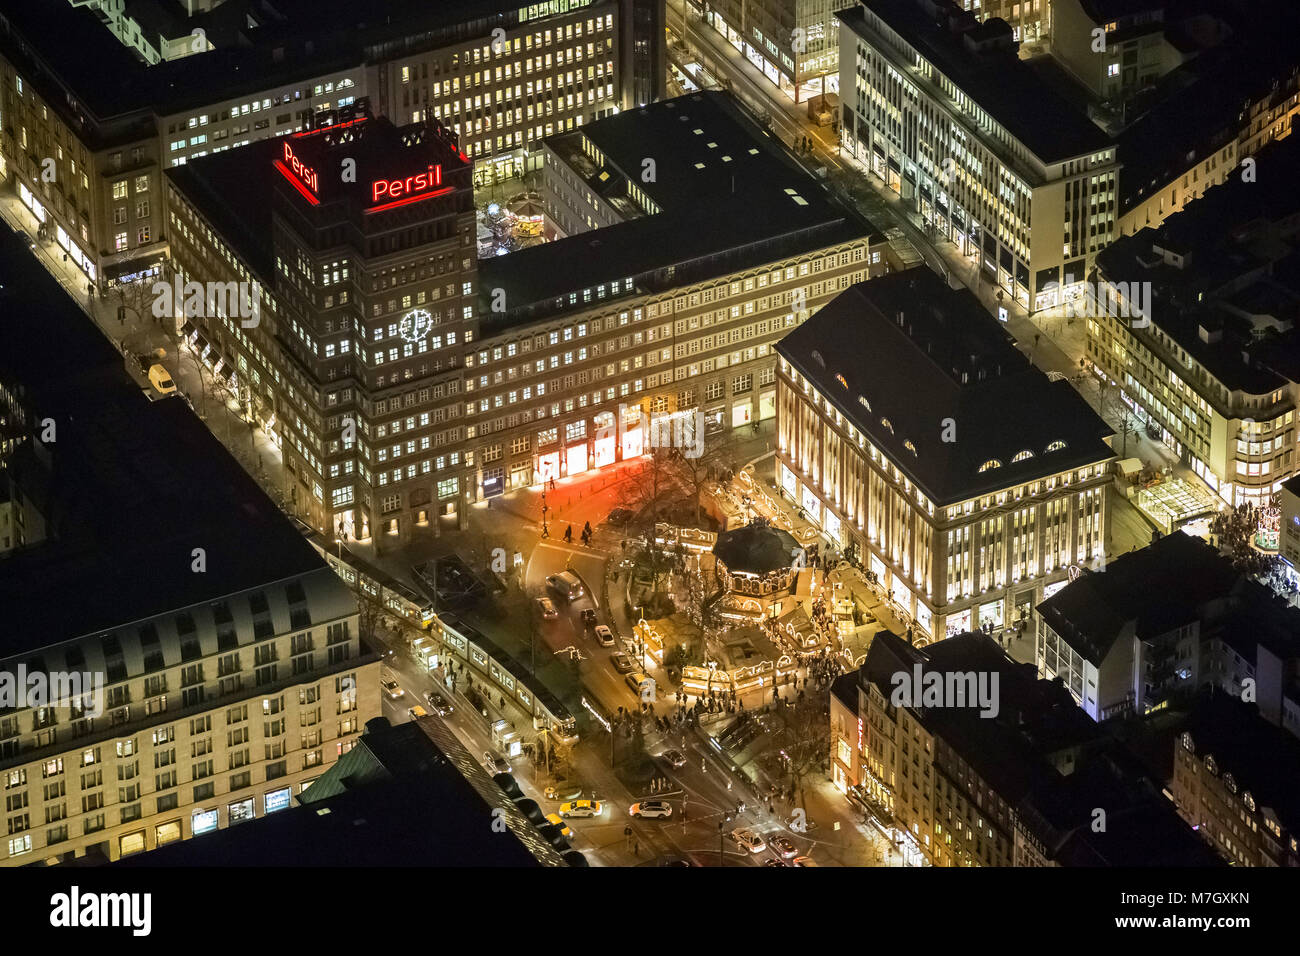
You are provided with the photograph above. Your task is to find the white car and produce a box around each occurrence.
[558,800,603,819]
[594,625,614,646]
[629,800,673,819]
[729,828,767,854]
[380,678,404,700]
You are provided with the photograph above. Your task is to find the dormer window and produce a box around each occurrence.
[835,374,848,389]
[978,459,1002,472]
[904,440,917,456]
[1045,440,1067,453]
[858,395,871,412]
[811,350,825,367]
[880,417,894,434]
[1012,449,1034,462]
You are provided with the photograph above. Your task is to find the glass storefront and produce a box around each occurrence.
[945,608,972,638]
[537,452,560,484]
[192,808,219,835]
[229,798,255,825]
[759,389,776,420]
[731,400,752,428]
[119,831,146,857]
[565,443,588,476]
[978,600,1003,629]
[915,604,932,637]
[801,485,820,522]
[594,434,616,467]
[823,508,842,544]
[622,425,643,459]
[155,820,182,846]
[781,461,798,498]
[510,463,532,489]
[264,787,292,814]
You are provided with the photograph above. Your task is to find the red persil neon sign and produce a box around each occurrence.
[281,141,319,194]
[371,164,442,204]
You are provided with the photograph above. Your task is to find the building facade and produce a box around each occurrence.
[838,0,1119,313]
[776,270,1114,643]
[166,93,880,551]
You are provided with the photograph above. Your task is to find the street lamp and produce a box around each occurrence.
[718,812,733,867]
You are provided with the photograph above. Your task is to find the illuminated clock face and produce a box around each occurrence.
[399,308,433,344]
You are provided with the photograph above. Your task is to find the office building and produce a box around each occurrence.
[838,0,1119,312]
[0,0,659,287]
[1172,688,1300,866]
[775,268,1114,642]
[1036,530,1300,725]
[166,92,880,551]
[0,227,377,866]
[831,630,1220,866]
[117,717,579,866]
[1086,131,1300,510]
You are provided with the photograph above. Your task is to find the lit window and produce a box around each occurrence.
[1045,440,1067,452]
[978,459,1002,472]
[1011,449,1034,462]
[880,418,894,434]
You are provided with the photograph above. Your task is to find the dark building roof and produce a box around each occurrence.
[775,269,1115,505]
[166,112,471,283]
[838,0,1112,164]
[1097,129,1300,397]
[1036,532,1239,665]
[0,226,329,649]
[712,519,801,576]
[480,91,879,328]
[115,718,573,866]
[859,631,1219,865]
[1181,688,1300,842]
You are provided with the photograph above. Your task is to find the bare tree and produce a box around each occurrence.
[664,429,744,528]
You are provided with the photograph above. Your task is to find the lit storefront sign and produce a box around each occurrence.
[1042,579,1069,599]
[191,808,219,835]
[264,787,292,814]
[275,141,320,205]
[367,165,452,213]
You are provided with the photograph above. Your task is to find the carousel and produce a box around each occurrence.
[710,518,804,622]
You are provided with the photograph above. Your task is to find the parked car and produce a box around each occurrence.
[763,858,790,867]
[791,856,818,867]
[558,800,603,819]
[147,364,177,396]
[407,705,428,720]
[629,800,673,819]
[380,678,404,700]
[483,750,511,775]
[610,652,635,674]
[424,691,452,716]
[729,828,767,854]
[770,835,798,859]
[580,608,598,630]
[545,571,584,601]
[594,625,614,646]
[661,749,687,769]
[606,508,634,527]
[535,596,559,619]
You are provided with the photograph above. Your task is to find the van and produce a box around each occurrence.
[407,705,428,720]
[546,570,584,601]
[147,364,177,396]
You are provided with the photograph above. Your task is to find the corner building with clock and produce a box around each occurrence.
[167,109,479,547]
[165,94,884,552]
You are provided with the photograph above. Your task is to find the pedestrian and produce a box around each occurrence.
[633,840,639,857]
[541,523,549,538]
